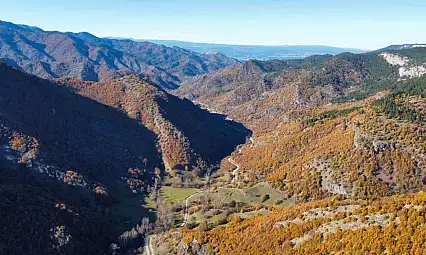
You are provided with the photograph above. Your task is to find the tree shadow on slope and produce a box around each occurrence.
[0,63,162,180]
[0,64,162,249]
[157,95,252,169]
[0,166,115,255]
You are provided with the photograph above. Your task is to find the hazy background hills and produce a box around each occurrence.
[110,37,366,60]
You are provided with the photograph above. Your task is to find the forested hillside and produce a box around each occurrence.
[178,192,426,254]
[154,48,426,254]
[3,3,426,254]
[58,76,250,177]
[0,20,238,89]
[0,64,249,254]
[0,63,162,254]
[175,48,426,131]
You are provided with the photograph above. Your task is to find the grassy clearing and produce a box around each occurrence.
[185,182,295,228]
[160,186,200,205]
[143,186,200,210]
[189,182,294,207]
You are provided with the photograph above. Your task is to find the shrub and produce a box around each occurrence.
[198,220,210,231]
[186,222,198,230]
[215,216,228,226]
[212,209,221,216]
[261,194,270,203]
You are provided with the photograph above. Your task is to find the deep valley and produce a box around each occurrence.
[2,17,426,255]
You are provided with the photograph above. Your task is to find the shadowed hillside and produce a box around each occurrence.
[0,63,164,254]
[0,64,251,254]
[0,63,162,180]
[59,75,251,176]
[0,168,115,255]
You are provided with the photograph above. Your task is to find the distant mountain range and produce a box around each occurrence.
[0,20,239,89]
[109,38,366,60]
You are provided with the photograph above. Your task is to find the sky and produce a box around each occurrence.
[1,0,426,50]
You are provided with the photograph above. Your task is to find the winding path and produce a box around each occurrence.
[144,235,155,255]
[145,190,200,254]
[228,157,240,183]
[180,191,201,227]
[228,135,254,183]
[179,135,252,227]
[179,156,240,228]
[145,102,253,253]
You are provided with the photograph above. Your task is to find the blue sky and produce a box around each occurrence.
[1,0,426,50]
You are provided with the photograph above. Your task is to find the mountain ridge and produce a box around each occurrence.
[174,47,426,132]
[379,44,426,51]
[57,75,250,176]
[0,20,239,89]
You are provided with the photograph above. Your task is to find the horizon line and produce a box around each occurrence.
[3,19,424,52]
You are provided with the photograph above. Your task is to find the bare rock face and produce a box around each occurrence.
[372,140,395,152]
[380,52,426,79]
[354,124,395,152]
[380,52,410,66]
[353,123,365,149]
[309,158,352,197]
